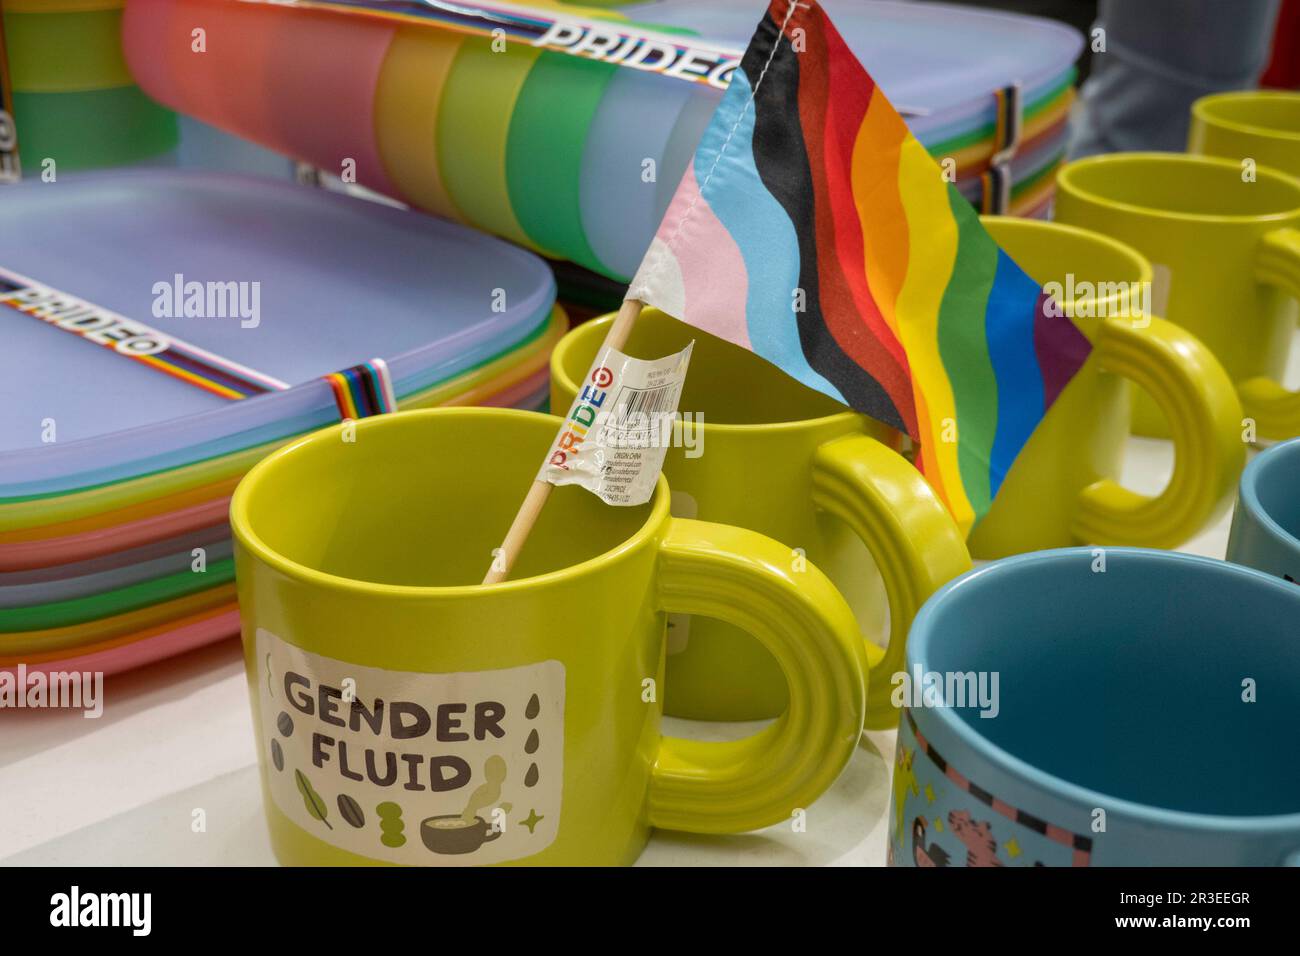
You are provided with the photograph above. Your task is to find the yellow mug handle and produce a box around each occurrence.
[1240,227,1300,438]
[809,433,971,729]
[1073,316,1244,547]
[648,517,868,834]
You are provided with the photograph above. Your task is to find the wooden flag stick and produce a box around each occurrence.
[482,297,645,585]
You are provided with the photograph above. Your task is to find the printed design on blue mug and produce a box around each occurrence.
[888,710,1093,867]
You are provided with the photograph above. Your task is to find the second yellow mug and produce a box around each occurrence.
[971,216,1244,558]
[1054,151,1300,440]
[1191,90,1300,181]
[552,310,971,725]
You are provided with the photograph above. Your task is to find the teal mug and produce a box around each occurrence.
[888,547,1300,866]
[1227,437,1300,586]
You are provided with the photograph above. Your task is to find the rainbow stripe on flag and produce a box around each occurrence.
[628,0,1092,533]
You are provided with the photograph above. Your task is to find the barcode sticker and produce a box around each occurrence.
[539,341,693,506]
[599,383,680,447]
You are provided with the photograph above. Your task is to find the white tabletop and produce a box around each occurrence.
[0,435,1253,867]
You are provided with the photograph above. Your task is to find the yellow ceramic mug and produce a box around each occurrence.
[1191,91,1300,180]
[552,310,970,726]
[231,408,867,866]
[970,217,1244,558]
[1054,152,1300,440]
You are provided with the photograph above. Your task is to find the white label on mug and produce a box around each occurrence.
[256,628,564,866]
[539,341,694,506]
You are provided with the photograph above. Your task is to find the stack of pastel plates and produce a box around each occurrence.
[119,0,1079,281]
[622,0,1078,228]
[3,0,179,170]
[0,169,563,675]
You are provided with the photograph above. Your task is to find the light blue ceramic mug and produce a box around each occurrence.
[1227,438,1300,586]
[887,547,1300,867]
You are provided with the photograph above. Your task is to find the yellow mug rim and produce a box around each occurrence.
[980,215,1154,315]
[230,407,672,599]
[551,312,862,435]
[1057,151,1300,225]
[1193,90,1300,144]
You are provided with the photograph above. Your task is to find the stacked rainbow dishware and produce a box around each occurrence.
[0,169,563,675]
[119,0,1080,281]
[2,0,179,170]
